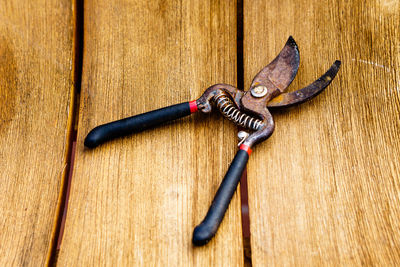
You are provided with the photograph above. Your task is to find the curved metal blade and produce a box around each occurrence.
[267,60,341,109]
[250,36,300,93]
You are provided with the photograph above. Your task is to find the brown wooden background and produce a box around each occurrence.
[0,0,399,266]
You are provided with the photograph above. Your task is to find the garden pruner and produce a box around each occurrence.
[84,36,341,246]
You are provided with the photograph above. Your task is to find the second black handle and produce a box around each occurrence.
[192,148,250,246]
[85,102,195,148]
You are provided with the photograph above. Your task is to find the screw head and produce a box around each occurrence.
[238,131,249,140]
[237,131,249,146]
[251,85,268,98]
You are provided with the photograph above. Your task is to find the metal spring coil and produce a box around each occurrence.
[213,92,264,131]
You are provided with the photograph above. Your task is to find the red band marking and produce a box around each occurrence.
[239,144,252,155]
[189,100,198,113]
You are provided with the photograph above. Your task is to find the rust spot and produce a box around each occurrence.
[268,94,284,104]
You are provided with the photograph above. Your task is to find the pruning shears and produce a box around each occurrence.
[84,36,341,246]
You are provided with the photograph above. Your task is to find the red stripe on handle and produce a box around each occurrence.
[189,100,198,113]
[239,144,252,155]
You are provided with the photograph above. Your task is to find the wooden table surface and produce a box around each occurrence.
[1,0,399,266]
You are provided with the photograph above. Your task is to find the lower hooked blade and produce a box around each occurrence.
[267,60,341,109]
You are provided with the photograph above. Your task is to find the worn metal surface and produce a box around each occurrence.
[267,60,341,109]
[197,36,341,148]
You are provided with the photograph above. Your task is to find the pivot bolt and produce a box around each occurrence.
[251,85,268,98]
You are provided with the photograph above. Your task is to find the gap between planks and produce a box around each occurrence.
[47,0,84,265]
[237,0,253,265]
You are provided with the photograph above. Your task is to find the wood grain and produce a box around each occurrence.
[58,0,244,265]
[0,0,75,266]
[244,0,400,265]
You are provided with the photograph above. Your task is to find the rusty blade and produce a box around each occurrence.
[267,60,341,109]
[250,36,300,93]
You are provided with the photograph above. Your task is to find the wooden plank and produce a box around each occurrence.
[58,0,244,265]
[0,0,75,266]
[244,0,400,265]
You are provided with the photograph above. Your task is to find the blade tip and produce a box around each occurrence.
[286,36,297,48]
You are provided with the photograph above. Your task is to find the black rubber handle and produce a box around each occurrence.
[192,149,249,246]
[84,102,193,148]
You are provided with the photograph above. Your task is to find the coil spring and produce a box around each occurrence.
[213,92,264,131]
